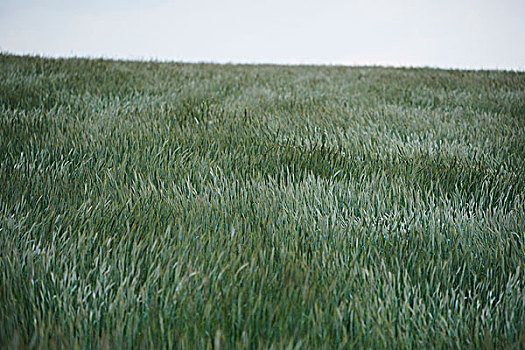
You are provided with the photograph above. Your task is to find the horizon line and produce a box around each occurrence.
[2,50,524,73]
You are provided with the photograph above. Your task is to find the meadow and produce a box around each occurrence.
[1,54,524,348]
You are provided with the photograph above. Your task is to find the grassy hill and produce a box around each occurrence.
[1,54,524,348]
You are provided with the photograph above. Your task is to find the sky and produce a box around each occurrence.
[1,0,524,70]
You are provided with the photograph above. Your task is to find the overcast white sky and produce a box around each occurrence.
[1,0,524,69]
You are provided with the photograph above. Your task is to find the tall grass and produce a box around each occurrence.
[1,54,524,348]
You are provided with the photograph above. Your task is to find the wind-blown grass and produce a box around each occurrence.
[1,54,524,348]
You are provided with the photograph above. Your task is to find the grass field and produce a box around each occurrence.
[1,54,524,348]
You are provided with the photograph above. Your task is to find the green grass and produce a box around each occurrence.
[1,53,524,349]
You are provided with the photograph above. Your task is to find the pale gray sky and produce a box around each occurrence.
[1,0,524,69]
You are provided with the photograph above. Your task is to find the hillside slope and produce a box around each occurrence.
[1,54,524,348]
